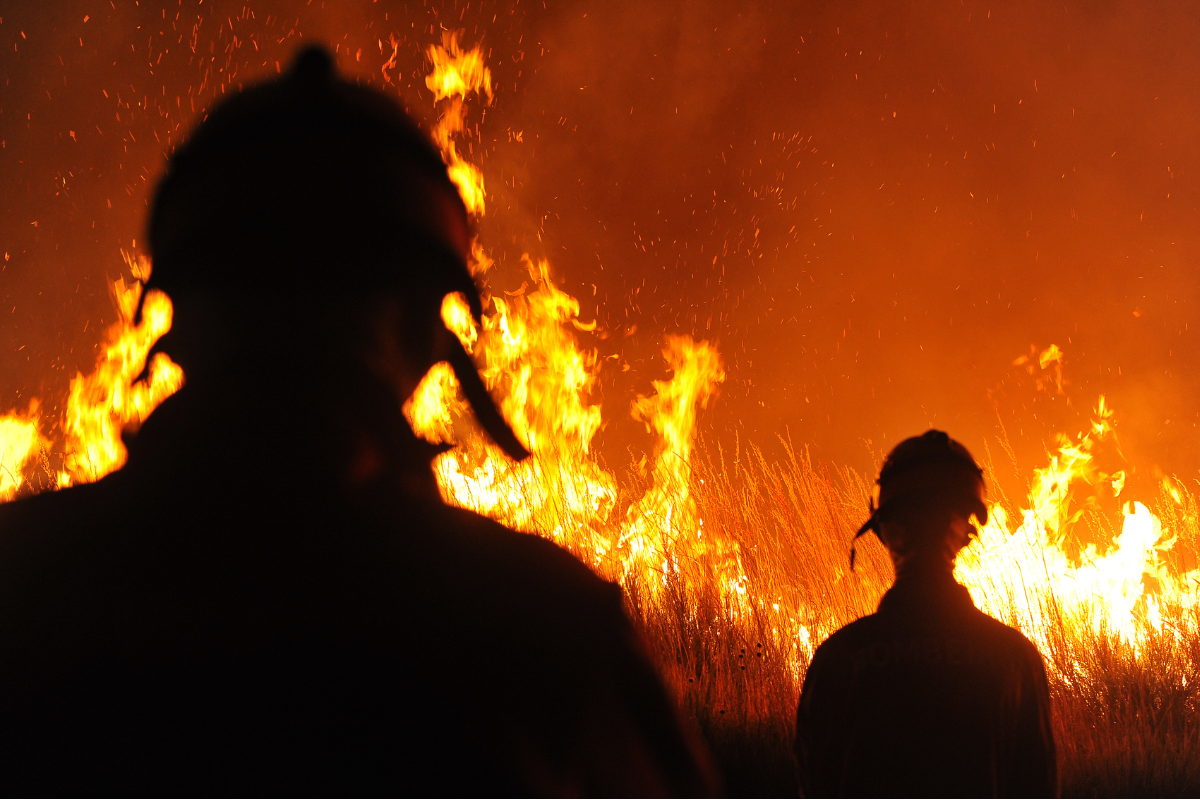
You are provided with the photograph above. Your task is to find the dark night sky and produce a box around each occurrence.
[2,0,1199,502]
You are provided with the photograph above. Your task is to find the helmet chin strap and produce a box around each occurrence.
[443,332,531,463]
[850,497,882,571]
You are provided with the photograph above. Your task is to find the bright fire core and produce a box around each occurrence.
[1,36,1198,682]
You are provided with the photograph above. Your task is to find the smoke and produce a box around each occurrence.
[3,0,1199,499]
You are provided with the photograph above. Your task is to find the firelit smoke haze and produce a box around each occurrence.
[3,0,1199,497]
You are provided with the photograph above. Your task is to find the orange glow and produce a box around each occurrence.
[3,33,1195,698]
[407,40,1200,677]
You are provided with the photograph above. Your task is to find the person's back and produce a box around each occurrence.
[0,48,711,796]
[0,412,698,794]
[794,431,1056,797]
[796,570,1055,796]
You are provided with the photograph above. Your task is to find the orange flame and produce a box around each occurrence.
[4,38,1195,698]
[412,35,1199,674]
[425,32,491,216]
[0,250,183,496]
[406,256,619,550]
[957,357,1200,653]
[0,408,41,501]
[407,39,732,592]
[620,336,737,594]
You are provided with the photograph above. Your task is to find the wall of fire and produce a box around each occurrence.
[3,0,1199,501]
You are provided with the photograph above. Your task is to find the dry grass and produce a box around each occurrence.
[602,439,1200,797]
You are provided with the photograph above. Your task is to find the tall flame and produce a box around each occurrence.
[425,32,492,216]
[407,37,733,594]
[619,335,741,595]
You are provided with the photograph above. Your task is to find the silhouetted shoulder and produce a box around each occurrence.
[0,473,140,619]
[432,502,622,603]
[808,584,1045,671]
[967,609,1043,669]
[813,610,881,648]
[975,607,1044,656]
[389,499,714,796]
[797,589,1056,798]
[0,473,118,542]
[802,610,883,672]
[391,497,643,685]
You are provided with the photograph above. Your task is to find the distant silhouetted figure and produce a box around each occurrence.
[794,430,1057,797]
[0,48,712,796]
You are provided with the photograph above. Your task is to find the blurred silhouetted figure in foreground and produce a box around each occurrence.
[794,430,1057,797]
[0,48,713,796]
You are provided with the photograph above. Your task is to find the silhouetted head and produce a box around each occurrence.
[147,46,527,461]
[852,430,987,573]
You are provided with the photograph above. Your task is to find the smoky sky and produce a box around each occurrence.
[2,0,1198,501]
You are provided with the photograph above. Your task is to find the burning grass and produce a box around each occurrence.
[4,32,1199,797]
[409,281,1200,798]
[386,38,1200,793]
[412,378,1200,797]
[614,441,1200,797]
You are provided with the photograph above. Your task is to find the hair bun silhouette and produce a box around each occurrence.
[291,46,334,83]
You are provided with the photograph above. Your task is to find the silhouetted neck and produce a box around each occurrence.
[893,553,956,583]
[125,347,440,503]
[879,563,974,619]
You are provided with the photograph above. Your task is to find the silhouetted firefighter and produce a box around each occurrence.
[0,48,713,796]
[794,430,1057,798]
